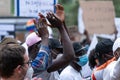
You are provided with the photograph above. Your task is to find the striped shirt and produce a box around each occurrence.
[32,45,51,71]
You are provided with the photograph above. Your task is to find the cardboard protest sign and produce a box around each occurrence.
[80,1,115,35]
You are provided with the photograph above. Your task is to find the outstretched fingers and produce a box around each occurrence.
[55,4,64,11]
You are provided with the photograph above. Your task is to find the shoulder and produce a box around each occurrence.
[60,66,74,76]
[92,68,104,80]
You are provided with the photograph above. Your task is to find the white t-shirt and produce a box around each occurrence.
[110,57,120,80]
[81,62,92,78]
[103,61,116,80]
[35,71,60,80]
[60,65,83,80]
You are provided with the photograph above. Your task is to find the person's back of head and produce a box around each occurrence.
[0,44,25,79]
[95,39,114,65]
[88,49,97,69]
[95,39,113,54]
[0,37,20,45]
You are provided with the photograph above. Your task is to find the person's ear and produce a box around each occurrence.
[114,51,119,60]
[14,65,23,74]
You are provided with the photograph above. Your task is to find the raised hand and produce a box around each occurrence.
[55,4,65,22]
[46,12,63,29]
[33,13,49,39]
[55,4,70,37]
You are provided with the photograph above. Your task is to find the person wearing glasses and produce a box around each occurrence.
[0,37,42,80]
[0,43,30,80]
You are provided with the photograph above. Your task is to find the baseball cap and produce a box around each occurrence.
[113,38,120,53]
[48,38,62,49]
[73,42,85,53]
[95,39,113,54]
[25,32,41,47]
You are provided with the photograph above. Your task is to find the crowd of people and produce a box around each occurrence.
[0,4,120,80]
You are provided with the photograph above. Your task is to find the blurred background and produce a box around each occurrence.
[0,0,119,42]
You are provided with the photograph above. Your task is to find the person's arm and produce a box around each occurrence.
[46,6,75,72]
[32,13,50,70]
[31,45,49,70]
[84,29,91,45]
[55,4,70,39]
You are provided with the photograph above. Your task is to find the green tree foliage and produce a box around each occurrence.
[113,0,120,17]
[58,0,120,26]
[53,0,120,38]
[58,0,79,26]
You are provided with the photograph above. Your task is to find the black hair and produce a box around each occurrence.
[95,39,114,65]
[88,49,97,69]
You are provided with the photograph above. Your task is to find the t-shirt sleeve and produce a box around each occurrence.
[31,45,50,71]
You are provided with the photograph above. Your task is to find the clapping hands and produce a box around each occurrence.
[33,13,49,39]
[33,4,65,35]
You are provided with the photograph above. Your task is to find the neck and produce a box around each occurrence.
[98,55,113,66]
[70,62,82,72]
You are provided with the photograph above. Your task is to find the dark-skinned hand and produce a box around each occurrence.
[55,4,65,22]
[46,12,63,29]
[33,13,49,39]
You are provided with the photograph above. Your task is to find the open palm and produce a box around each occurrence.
[55,4,65,22]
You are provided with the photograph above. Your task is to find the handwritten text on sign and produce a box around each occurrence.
[19,0,54,17]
